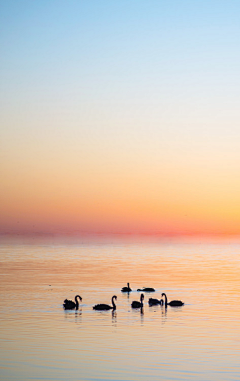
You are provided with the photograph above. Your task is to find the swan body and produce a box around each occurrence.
[137,287,155,292]
[148,298,163,306]
[121,283,132,292]
[63,295,82,310]
[131,293,144,308]
[93,295,117,311]
[161,293,184,307]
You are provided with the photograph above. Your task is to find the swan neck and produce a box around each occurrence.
[75,295,81,310]
[162,293,167,305]
[112,296,116,309]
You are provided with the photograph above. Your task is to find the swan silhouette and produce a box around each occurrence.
[121,283,132,292]
[131,293,144,308]
[93,295,117,310]
[148,298,163,306]
[63,295,82,310]
[161,293,184,307]
[137,287,155,292]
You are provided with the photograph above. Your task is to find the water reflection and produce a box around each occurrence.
[63,309,82,322]
[112,310,117,324]
[1,242,240,381]
[121,291,131,301]
[162,305,167,317]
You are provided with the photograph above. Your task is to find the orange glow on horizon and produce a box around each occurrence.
[1,128,240,238]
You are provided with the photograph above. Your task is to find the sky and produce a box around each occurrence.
[1,0,240,238]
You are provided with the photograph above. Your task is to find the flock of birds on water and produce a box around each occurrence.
[63,283,184,311]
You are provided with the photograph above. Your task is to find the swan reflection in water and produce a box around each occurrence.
[112,309,117,324]
[64,309,82,324]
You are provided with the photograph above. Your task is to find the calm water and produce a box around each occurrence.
[1,241,240,380]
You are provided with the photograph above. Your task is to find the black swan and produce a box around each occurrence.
[63,295,82,310]
[148,298,163,306]
[161,293,184,307]
[131,293,144,308]
[137,287,155,292]
[93,295,117,311]
[121,283,132,292]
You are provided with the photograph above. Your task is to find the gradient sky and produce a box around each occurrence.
[1,0,240,237]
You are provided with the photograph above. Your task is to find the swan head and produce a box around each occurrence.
[76,295,82,301]
[140,293,144,301]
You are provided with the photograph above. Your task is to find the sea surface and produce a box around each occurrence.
[1,240,240,380]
